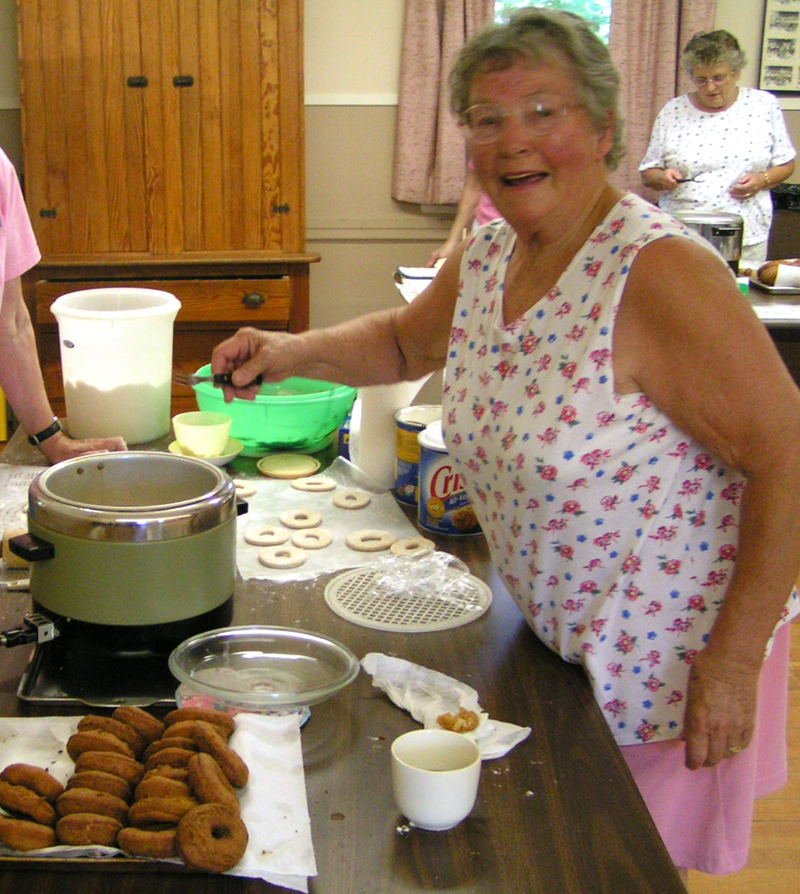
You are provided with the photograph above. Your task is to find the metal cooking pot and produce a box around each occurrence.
[9,452,244,657]
[673,211,743,270]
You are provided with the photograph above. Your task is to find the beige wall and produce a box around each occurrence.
[0,0,796,335]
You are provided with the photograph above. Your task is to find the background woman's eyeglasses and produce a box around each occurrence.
[692,73,732,88]
[461,97,582,144]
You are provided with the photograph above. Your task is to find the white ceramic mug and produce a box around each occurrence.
[391,729,481,831]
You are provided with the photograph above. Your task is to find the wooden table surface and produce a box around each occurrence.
[0,517,686,894]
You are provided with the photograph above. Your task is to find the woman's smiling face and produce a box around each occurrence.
[466,55,614,242]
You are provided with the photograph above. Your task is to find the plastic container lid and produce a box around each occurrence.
[418,419,446,452]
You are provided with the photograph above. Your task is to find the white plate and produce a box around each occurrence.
[168,438,244,466]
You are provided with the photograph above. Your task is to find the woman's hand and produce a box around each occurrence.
[39,432,127,464]
[211,327,296,402]
[682,648,760,769]
[730,173,764,200]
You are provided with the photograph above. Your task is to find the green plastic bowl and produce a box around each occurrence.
[192,365,356,456]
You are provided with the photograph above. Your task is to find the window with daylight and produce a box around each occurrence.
[495,1,612,42]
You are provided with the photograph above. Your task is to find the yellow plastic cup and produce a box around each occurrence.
[172,411,232,458]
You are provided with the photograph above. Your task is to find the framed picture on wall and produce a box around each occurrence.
[760,0,800,92]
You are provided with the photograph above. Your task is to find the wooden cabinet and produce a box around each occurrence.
[17,0,316,416]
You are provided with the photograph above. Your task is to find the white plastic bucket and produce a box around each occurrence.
[51,288,181,444]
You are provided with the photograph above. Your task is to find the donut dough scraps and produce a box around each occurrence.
[345,529,396,552]
[279,509,322,530]
[390,536,435,558]
[332,489,371,510]
[291,476,337,493]
[291,528,333,550]
[244,525,290,547]
[258,545,307,569]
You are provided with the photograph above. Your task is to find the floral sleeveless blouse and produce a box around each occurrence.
[442,193,799,746]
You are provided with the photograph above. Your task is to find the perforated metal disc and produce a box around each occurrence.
[324,566,492,632]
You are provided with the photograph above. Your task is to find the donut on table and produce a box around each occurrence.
[188,752,240,813]
[232,479,257,498]
[332,489,371,510]
[55,787,129,825]
[279,509,322,529]
[345,529,396,552]
[291,476,337,492]
[176,803,248,873]
[164,707,236,738]
[0,764,64,803]
[243,524,290,547]
[0,816,57,851]
[0,780,57,826]
[74,751,145,787]
[291,528,333,550]
[389,536,435,558]
[191,722,249,789]
[258,545,307,569]
[117,825,178,859]
[56,812,123,847]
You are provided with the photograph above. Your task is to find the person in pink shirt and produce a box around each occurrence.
[0,146,126,459]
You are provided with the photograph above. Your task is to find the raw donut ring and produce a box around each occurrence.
[67,729,135,762]
[112,705,165,745]
[279,509,322,529]
[0,780,57,826]
[118,825,178,859]
[66,770,132,804]
[128,795,199,827]
[232,479,257,498]
[164,707,236,738]
[389,536,436,558]
[176,803,249,873]
[291,476,337,492]
[74,751,145,787]
[188,753,240,812]
[258,545,307,569]
[55,787,129,825]
[332,489,371,510]
[0,763,64,803]
[135,775,192,801]
[56,812,123,847]
[191,722,249,788]
[243,524,290,547]
[291,528,332,550]
[78,714,147,757]
[346,529,397,552]
[0,816,57,851]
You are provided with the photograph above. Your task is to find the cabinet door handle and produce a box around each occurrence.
[127,76,149,88]
[243,292,265,309]
[173,75,194,87]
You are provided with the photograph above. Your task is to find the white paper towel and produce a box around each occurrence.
[349,379,430,490]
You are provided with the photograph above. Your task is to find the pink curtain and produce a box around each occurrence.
[609,0,717,199]
[392,0,494,205]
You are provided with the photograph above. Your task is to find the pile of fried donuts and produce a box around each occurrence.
[0,705,250,873]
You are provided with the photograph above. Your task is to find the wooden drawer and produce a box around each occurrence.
[34,278,292,328]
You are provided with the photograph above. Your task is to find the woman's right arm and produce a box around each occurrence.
[212,244,464,400]
[641,167,684,192]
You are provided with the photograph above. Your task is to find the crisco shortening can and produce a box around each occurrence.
[417,420,480,535]
[394,405,441,505]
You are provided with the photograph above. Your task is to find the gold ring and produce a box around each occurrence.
[728,745,742,754]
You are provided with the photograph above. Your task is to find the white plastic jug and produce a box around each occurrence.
[50,288,181,444]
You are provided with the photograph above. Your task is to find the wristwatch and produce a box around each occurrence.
[28,417,63,446]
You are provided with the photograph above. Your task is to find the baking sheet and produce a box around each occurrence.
[749,278,800,296]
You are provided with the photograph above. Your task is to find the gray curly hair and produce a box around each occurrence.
[682,30,747,77]
[449,7,624,171]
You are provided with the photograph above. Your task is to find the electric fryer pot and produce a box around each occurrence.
[673,211,743,272]
[8,451,245,658]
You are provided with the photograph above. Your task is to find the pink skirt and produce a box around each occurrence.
[620,622,792,875]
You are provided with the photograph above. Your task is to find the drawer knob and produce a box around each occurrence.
[243,292,265,309]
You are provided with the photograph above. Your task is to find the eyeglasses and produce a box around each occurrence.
[692,72,733,88]
[461,96,582,144]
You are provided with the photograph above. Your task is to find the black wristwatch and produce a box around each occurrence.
[28,417,63,446]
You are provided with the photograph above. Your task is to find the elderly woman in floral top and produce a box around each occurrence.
[212,10,800,880]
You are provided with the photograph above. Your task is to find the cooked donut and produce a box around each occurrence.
[345,529,396,552]
[0,763,64,803]
[135,775,192,801]
[190,722,249,788]
[389,536,436,558]
[187,753,240,813]
[111,705,165,744]
[141,765,189,783]
[66,770,132,803]
[56,787,129,825]
[164,707,236,738]
[74,751,145,787]
[117,825,178,859]
[232,479,257,499]
[0,780,57,826]
[243,524,290,547]
[143,737,198,763]
[258,544,306,569]
[291,528,332,550]
[0,816,57,851]
[332,488,371,510]
[78,714,147,757]
[144,747,195,771]
[56,812,123,847]
[66,729,135,762]
[176,803,248,873]
[128,795,199,827]
[161,719,216,741]
[291,476,337,492]
[279,509,322,529]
